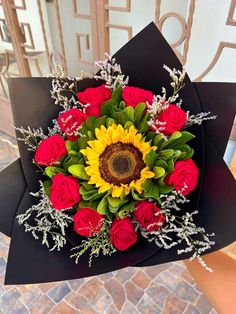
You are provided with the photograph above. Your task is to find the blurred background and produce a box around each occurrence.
[0,1,235,313]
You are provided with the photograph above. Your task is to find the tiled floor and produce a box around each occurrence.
[0,132,235,314]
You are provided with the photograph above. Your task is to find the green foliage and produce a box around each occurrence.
[44,166,67,178]
[43,180,52,197]
[68,164,89,180]
[145,150,157,169]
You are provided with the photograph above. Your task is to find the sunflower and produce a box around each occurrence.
[81,124,155,198]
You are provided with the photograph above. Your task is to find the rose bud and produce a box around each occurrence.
[122,86,153,108]
[34,134,67,166]
[157,104,187,135]
[165,159,199,196]
[134,200,165,231]
[50,173,81,210]
[73,207,103,237]
[58,108,88,141]
[77,84,111,117]
[110,217,138,251]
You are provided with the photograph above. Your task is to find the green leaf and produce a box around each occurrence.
[153,133,165,147]
[134,102,146,126]
[159,149,174,159]
[78,200,100,210]
[44,166,67,178]
[97,196,108,215]
[118,101,126,110]
[146,131,156,141]
[112,111,128,126]
[112,86,123,103]
[153,166,165,179]
[106,117,115,127]
[142,181,159,200]
[68,164,89,180]
[142,179,153,192]
[139,114,150,133]
[154,159,167,170]
[132,189,143,201]
[172,131,195,147]
[161,131,182,149]
[85,116,96,130]
[124,121,134,130]
[167,159,174,173]
[107,196,122,208]
[145,150,157,169]
[77,136,88,150]
[117,201,135,219]
[66,140,75,152]
[123,106,134,122]
[94,116,107,130]
[43,180,52,197]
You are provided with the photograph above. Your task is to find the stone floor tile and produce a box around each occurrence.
[115,267,137,284]
[38,282,57,293]
[97,272,114,283]
[11,300,29,314]
[50,301,78,314]
[0,243,8,259]
[132,270,150,289]
[0,258,6,276]
[90,287,112,313]
[146,284,170,309]
[105,304,120,314]
[173,279,199,303]
[121,301,138,314]
[78,277,102,301]
[154,270,179,291]
[65,291,97,313]
[162,293,188,314]
[30,295,55,314]
[48,282,71,303]
[125,281,144,306]
[180,269,195,285]
[67,278,85,291]
[169,262,185,277]
[104,277,125,311]
[144,263,172,279]
[20,287,42,309]
[137,294,161,314]
[195,294,214,314]
[0,288,21,313]
[184,304,201,314]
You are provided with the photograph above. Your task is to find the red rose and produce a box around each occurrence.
[134,200,165,231]
[58,108,88,141]
[110,218,138,251]
[122,86,153,107]
[165,159,199,196]
[157,104,187,135]
[73,207,103,237]
[50,173,81,210]
[34,135,67,166]
[77,84,111,116]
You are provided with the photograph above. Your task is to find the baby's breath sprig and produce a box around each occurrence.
[15,126,47,151]
[94,53,129,90]
[147,66,186,134]
[17,182,73,251]
[185,111,217,128]
[71,220,116,267]
[140,188,215,271]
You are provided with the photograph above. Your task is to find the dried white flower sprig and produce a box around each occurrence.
[17,182,73,251]
[94,53,129,90]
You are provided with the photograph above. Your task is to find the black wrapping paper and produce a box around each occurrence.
[0,22,235,284]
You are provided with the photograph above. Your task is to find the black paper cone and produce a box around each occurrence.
[1,22,235,284]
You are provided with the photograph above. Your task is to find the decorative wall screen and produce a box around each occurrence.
[0,0,236,135]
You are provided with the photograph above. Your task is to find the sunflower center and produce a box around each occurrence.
[99,142,145,186]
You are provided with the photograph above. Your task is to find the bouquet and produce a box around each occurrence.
[1,23,235,284]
